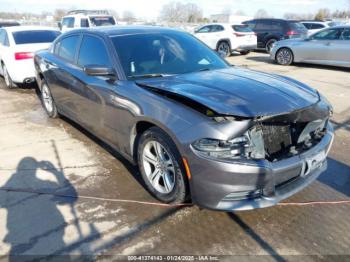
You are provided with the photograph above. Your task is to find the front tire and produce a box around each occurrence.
[137,127,189,203]
[41,81,58,118]
[2,64,15,89]
[276,48,294,66]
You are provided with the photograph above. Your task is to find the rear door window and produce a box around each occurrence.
[12,30,60,45]
[255,21,271,31]
[312,28,342,40]
[211,25,225,32]
[57,35,80,62]
[77,35,111,67]
[311,24,325,29]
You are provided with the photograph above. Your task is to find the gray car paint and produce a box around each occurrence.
[271,26,350,68]
[34,26,333,210]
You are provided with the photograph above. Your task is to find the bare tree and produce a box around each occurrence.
[314,8,331,20]
[159,1,203,23]
[254,9,270,19]
[53,9,67,21]
[122,10,136,23]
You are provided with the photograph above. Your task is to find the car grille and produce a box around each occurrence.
[261,123,292,157]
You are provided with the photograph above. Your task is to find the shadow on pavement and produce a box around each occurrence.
[0,156,100,260]
[228,213,285,262]
[318,158,350,197]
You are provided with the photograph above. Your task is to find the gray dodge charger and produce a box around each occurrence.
[34,26,334,211]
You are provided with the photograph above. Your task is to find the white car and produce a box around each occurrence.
[59,10,117,32]
[301,21,341,36]
[0,26,60,88]
[193,23,257,57]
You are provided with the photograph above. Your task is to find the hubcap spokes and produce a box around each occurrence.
[219,44,229,55]
[142,141,175,194]
[42,85,53,113]
[277,50,291,64]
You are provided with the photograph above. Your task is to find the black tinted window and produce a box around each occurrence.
[12,30,60,45]
[255,21,272,30]
[80,19,89,28]
[89,16,115,26]
[289,22,306,31]
[243,20,256,29]
[312,24,325,29]
[62,17,75,28]
[78,35,111,67]
[302,23,312,29]
[57,35,80,62]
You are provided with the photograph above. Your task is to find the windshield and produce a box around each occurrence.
[89,16,116,26]
[111,31,229,79]
[12,30,60,45]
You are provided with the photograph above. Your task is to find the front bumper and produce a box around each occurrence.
[188,125,334,211]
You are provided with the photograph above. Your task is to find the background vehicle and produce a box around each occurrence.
[34,26,333,211]
[0,26,60,88]
[271,26,350,68]
[242,18,308,53]
[193,23,257,57]
[0,21,20,28]
[59,10,117,32]
[300,21,331,36]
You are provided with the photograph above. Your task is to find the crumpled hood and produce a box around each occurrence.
[137,67,319,118]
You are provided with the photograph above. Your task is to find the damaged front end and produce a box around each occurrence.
[192,99,332,163]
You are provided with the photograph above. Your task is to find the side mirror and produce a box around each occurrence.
[58,22,62,31]
[83,65,116,77]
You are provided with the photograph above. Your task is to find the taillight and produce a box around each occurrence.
[14,52,34,60]
[234,33,245,37]
[286,30,298,36]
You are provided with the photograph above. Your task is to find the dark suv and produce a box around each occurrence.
[242,19,307,52]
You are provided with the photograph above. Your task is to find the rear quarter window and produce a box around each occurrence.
[12,30,60,45]
[232,25,253,32]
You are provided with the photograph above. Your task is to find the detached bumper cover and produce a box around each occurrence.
[188,124,334,211]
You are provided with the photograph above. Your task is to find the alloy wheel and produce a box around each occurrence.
[42,83,54,113]
[142,140,176,194]
[276,48,293,65]
[218,42,230,57]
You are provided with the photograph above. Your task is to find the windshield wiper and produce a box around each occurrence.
[128,73,172,79]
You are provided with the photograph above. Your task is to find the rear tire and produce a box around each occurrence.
[41,81,58,118]
[2,64,15,89]
[276,48,294,66]
[266,39,277,53]
[137,127,189,204]
[217,41,231,57]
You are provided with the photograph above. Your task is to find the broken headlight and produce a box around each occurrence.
[192,127,266,161]
[192,135,250,160]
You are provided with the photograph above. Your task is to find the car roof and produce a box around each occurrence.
[65,25,184,37]
[4,25,59,33]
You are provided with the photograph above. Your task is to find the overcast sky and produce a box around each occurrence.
[0,0,348,19]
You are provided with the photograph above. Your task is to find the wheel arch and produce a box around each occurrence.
[216,38,232,51]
